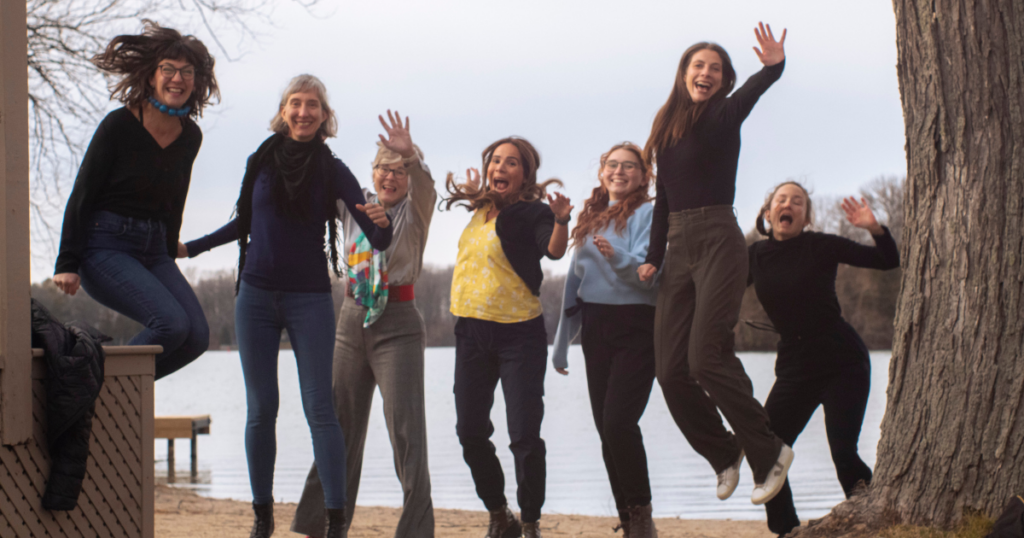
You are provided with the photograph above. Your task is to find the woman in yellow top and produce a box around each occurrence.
[443,137,572,538]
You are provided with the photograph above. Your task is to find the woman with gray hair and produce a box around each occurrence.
[291,110,436,538]
[181,74,392,538]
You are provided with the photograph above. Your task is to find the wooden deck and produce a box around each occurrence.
[0,346,159,538]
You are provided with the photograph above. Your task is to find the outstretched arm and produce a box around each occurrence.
[753,22,786,67]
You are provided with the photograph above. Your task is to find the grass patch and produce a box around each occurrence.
[881,512,993,538]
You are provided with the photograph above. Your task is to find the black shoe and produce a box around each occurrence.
[523,520,542,538]
[485,505,522,538]
[325,507,347,538]
[249,502,274,538]
[626,504,656,538]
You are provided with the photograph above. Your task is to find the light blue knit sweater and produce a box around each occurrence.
[551,202,659,370]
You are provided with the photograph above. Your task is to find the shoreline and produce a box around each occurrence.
[155,485,776,537]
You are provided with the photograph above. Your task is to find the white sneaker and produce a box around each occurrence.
[716,450,744,500]
[751,444,794,505]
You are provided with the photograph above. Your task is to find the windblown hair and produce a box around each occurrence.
[755,180,814,237]
[570,142,654,248]
[91,19,219,118]
[442,137,562,211]
[643,42,736,165]
[269,74,338,139]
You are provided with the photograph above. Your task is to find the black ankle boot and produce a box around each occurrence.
[485,505,522,538]
[523,519,542,538]
[249,502,274,538]
[626,504,656,538]
[324,507,347,538]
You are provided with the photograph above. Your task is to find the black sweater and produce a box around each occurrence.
[55,107,202,274]
[495,200,557,297]
[747,227,900,343]
[646,61,785,269]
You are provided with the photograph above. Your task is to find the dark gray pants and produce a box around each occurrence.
[654,206,782,483]
[291,299,434,538]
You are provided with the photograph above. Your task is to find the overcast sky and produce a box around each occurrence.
[42,0,908,279]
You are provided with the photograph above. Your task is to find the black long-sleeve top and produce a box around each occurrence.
[55,107,202,275]
[645,61,785,269]
[185,158,392,293]
[747,227,900,342]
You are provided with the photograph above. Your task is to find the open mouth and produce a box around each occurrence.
[779,214,793,225]
[492,179,509,190]
[694,80,713,91]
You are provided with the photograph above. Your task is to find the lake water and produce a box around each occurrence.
[154,348,890,520]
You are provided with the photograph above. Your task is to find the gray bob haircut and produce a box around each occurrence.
[269,74,338,139]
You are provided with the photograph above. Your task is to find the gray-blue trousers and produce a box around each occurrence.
[291,299,434,538]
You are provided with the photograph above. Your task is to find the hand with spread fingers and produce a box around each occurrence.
[465,168,482,192]
[593,235,615,259]
[841,196,884,235]
[378,109,415,159]
[547,192,574,223]
[753,21,786,66]
[356,202,391,228]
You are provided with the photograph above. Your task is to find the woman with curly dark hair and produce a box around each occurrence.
[53,20,219,379]
[443,137,571,538]
[551,142,659,538]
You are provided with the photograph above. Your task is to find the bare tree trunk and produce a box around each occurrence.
[793,1,1024,535]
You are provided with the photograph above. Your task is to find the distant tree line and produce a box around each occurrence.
[31,176,903,351]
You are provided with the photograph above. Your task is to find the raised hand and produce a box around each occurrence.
[465,168,482,192]
[593,235,615,259]
[637,263,657,282]
[377,110,414,159]
[841,196,884,235]
[547,192,574,222]
[356,202,391,228]
[753,22,786,66]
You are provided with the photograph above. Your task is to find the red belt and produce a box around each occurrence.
[345,284,415,302]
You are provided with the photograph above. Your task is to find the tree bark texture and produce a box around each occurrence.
[876,0,1024,526]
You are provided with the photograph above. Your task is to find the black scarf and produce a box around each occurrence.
[232,133,341,293]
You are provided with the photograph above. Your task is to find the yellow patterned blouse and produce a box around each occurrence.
[450,208,543,323]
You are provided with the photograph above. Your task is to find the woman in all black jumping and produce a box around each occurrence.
[637,22,793,505]
[749,182,899,536]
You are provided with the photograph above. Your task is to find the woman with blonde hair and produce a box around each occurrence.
[291,111,437,538]
[53,20,218,379]
[182,74,392,538]
[552,141,659,538]
[443,137,572,538]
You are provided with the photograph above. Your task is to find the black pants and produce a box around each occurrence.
[454,316,547,523]
[581,303,657,514]
[763,328,873,536]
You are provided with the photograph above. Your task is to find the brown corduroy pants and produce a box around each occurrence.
[654,206,782,483]
[291,299,434,538]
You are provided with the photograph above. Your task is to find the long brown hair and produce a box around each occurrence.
[570,142,654,247]
[755,181,814,237]
[92,20,220,118]
[643,42,736,165]
[442,137,562,211]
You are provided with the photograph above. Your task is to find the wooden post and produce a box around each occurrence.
[0,0,32,446]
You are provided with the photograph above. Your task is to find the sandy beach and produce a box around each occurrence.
[155,485,775,538]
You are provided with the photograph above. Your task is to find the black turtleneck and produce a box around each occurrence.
[747,227,900,342]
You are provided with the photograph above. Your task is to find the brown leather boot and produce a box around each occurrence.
[249,502,273,538]
[485,505,522,538]
[522,520,542,538]
[626,504,656,538]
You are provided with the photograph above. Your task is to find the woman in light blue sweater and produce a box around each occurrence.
[552,142,659,538]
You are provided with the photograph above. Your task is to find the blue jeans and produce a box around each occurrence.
[235,281,346,509]
[79,211,209,380]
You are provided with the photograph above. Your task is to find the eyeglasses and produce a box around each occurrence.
[158,64,196,80]
[374,165,408,179]
[605,160,640,172]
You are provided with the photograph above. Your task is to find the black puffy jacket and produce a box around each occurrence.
[30,299,108,511]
